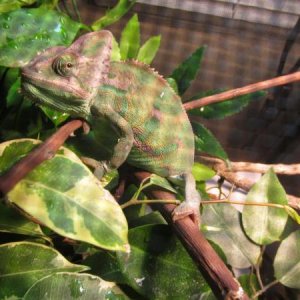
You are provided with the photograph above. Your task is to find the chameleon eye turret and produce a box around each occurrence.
[52,55,75,77]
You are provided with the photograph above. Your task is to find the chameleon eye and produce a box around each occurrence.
[52,55,75,77]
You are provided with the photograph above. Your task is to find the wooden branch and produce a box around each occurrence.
[183,71,300,111]
[131,170,248,300]
[0,120,84,196]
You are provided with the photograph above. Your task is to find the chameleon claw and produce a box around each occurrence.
[172,202,201,227]
[81,157,110,179]
[82,121,90,134]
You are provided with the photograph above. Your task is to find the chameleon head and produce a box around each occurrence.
[21,30,113,118]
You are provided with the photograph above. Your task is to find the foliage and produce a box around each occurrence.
[0,1,299,299]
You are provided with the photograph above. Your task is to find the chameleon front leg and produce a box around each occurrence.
[172,172,201,226]
[90,104,134,177]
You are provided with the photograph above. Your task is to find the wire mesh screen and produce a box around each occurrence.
[85,0,300,195]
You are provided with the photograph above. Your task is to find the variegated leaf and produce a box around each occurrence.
[0,241,88,299]
[0,139,128,252]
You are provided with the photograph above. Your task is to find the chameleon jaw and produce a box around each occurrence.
[21,81,91,118]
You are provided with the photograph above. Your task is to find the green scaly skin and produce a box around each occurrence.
[21,31,201,225]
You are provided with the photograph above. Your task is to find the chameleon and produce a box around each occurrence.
[21,31,201,225]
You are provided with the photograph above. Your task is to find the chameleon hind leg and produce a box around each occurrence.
[172,172,201,226]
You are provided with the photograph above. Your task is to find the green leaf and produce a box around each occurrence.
[23,272,129,300]
[137,35,161,64]
[120,14,140,60]
[116,224,211,298]
[91,0,136,31]
[238,274,259,298]
[39,0,59,9]
[0,8,82,67]
[274,230,300,289]
[100,169,119,190]
[170,46,206,95]
[192,122,228,161]
[0,241,88,299]
[146,173,177,193]
[0,139,129,251]
[0,202,46,237]
[192,162,215,181]
[189,90,266,119]
[283,205,300,224]
[242,169,288,245]
[0,0,36,13]
[202,203,260,268]
[83,250,128,285]
[129,211,167,228]
[6,76,22,107]
[111,35,121,62]
[166,77,179,94]
[85,223,217,298]
[40,106,69,126]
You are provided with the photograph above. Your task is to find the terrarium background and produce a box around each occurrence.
[79,0,299,195]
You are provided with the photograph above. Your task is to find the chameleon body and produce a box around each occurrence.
[21,31,201,224]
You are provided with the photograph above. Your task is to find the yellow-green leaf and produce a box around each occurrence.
[137,35,161,64]
[0,139,128,251]
[192,162,215,181]
[120,14,140,60]
[91,0,136,31]
[0,0,36,13]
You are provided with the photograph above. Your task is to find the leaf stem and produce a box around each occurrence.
[121,199,180,209]
[201,199,286,209]
[254,246,265,290]
[252,280,279,298]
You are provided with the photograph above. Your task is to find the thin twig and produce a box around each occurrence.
[201,199,288,209]
[252,280,279,299]
[183,71,300,111]
[196,155,300,210]
[121,199,180,209]
[229,162,300,175]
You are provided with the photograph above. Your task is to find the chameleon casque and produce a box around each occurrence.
[21,31,201,225]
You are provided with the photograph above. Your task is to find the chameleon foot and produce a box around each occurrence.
[172,201,201,227]
[81,157,109,179]
[172,172,201,227]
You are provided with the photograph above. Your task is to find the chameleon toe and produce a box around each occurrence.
[172,202,201,227]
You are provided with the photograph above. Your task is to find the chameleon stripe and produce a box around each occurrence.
[98,61,195,176]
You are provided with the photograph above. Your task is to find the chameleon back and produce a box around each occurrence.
[97,61,195,177]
